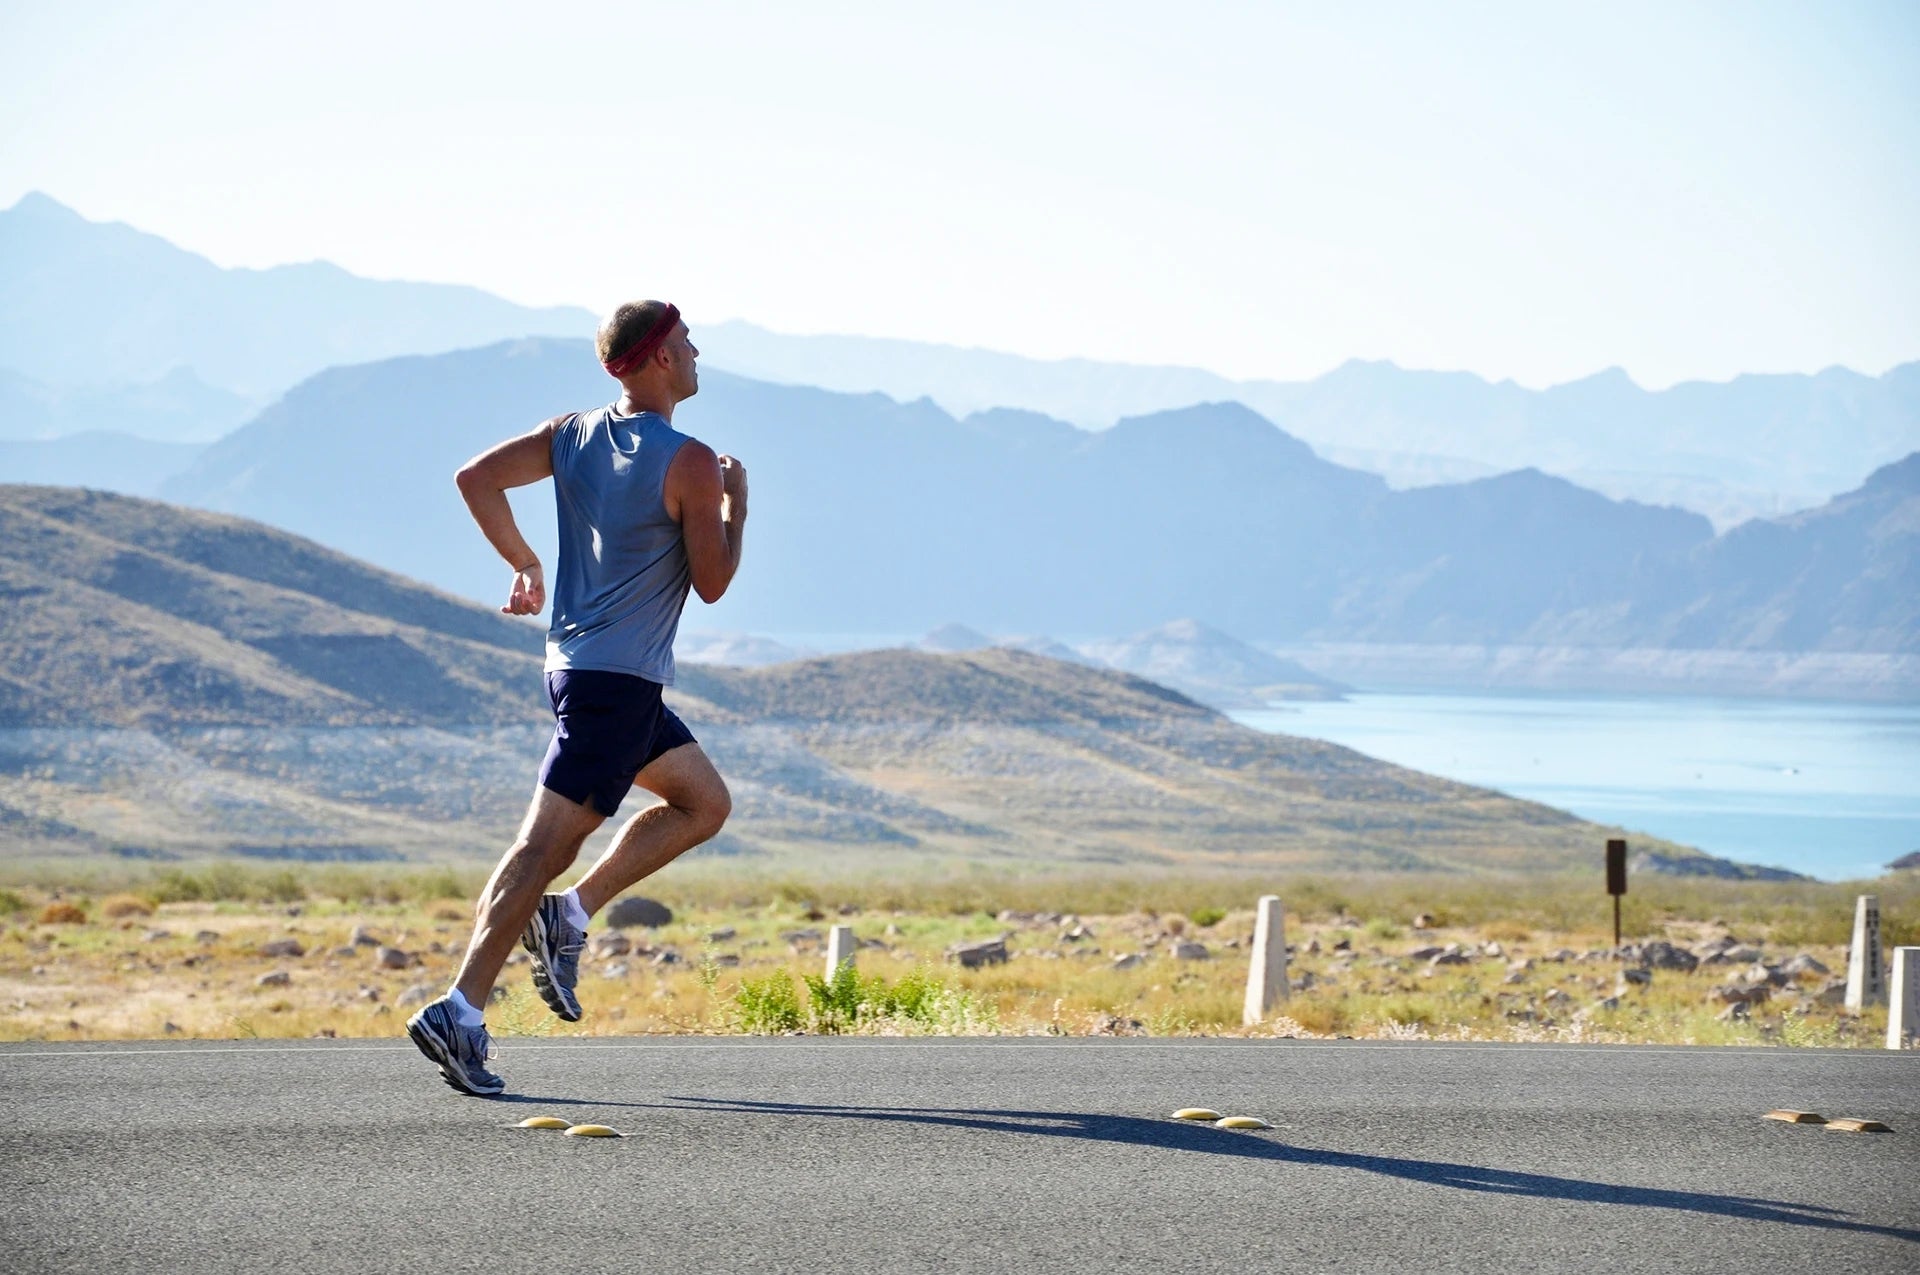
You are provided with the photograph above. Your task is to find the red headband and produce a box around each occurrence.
[601,304,681,378]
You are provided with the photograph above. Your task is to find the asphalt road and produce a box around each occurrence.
[0,1036,1914,1274]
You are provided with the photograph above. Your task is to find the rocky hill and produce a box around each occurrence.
[0,486,1771,875]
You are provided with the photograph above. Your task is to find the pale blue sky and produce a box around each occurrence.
[2,0,1916,386]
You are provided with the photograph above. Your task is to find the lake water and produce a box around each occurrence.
[1230,695,1920,882]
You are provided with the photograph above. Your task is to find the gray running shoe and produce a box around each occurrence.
[405,997,505,1095]
[521,894,585,1022]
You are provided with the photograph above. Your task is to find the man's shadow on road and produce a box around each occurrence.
[658,1095,1919,1244]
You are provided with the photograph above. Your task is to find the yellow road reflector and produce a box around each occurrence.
[1763,1110,1826,1124]
[1215,1116,1272,1130]
[563,1123,622,1138]
[1172,1108,1223,1121]
[1824,1118,1892,1133]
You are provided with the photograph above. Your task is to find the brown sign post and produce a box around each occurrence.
[1606,838,1628,950]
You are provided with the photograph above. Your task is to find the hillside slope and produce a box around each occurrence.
[0,488,1765,874]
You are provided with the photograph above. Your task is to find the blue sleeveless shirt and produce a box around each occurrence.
[544,405,693,684]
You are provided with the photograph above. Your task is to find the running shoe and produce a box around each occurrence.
[521,894,585,1022]
[405,997,505,1095]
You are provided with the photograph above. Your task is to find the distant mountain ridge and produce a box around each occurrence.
[154,339,1916,670]
[5,195,1914,530]
[0,193,593,415]
[700,321,1920,525]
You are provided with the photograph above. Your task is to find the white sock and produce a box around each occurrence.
[447,987,485,1026]
[561,887,591,931]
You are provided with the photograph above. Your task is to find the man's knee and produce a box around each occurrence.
[689,776,731,841]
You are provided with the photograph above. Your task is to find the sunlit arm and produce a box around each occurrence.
[666,440,748,604]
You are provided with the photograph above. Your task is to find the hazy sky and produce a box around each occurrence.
[2,1,1916,387]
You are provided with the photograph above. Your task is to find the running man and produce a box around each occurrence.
[407,300,746,1095]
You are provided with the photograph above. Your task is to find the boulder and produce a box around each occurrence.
[1407,946,1446,961]
[1427,951,1472,968]
[1171,941,1210,961]
[1622,968,1652,986]
[1411,912,1437,929]
[1780,953,1830,978]
[1710,983,1770,1005]
[1717,1001,1752,1022]
[256,970,292,987]
[1110,953,1144,971]
[396,984,435,1007]
[706,926,737,942]
[948,938,1009,968]
[1636,941,1698,973]
[589,932,632,959]
[259,938,306,959]
[349,926,383,947]
[376,946,413,970]
[604,897,673,929]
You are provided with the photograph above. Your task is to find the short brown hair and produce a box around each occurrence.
[596,300,677,366]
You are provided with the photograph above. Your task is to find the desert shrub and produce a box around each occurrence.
[803,963,865,1033]
[1363,916,1402,941]
[0,889,28,917]
[735,970,803,1033]
[101,893,156,919]
[38,901,87,925]
[1189,906,1227,928]
[799,963,991,1034]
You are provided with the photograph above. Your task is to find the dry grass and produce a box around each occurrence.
[0,865,1909,1048]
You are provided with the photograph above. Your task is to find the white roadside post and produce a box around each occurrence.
[1845,895,1885,1011]
[1242,895,1289,1027]
[1888,948,1920,1050]
[825,925,856,982]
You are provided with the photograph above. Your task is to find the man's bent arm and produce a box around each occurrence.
[667,441,747,604]
[456,419,559,614]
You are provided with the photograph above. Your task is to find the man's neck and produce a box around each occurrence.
[615,389,675,420]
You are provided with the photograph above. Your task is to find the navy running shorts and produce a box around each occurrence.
[537,669,698,817]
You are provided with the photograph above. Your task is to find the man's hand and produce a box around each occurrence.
[504,562,545,616]
[719,454,748,509]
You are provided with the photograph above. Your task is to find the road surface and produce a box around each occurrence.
[1,1037,1914,1273]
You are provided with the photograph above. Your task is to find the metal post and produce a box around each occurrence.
[1605,839,1627,951]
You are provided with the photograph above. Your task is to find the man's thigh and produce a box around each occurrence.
[633,742,727,811]
[516,782,608,855]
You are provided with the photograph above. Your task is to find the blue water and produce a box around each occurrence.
[1230,695,1920,882]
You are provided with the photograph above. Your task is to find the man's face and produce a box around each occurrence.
[667,322,699,401]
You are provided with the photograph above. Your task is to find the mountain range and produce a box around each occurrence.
[6,193,1917,530]
[0,192,591,437]
[150,339,1917,676]
[0,485,1758,876]
[697,322,1920,526]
